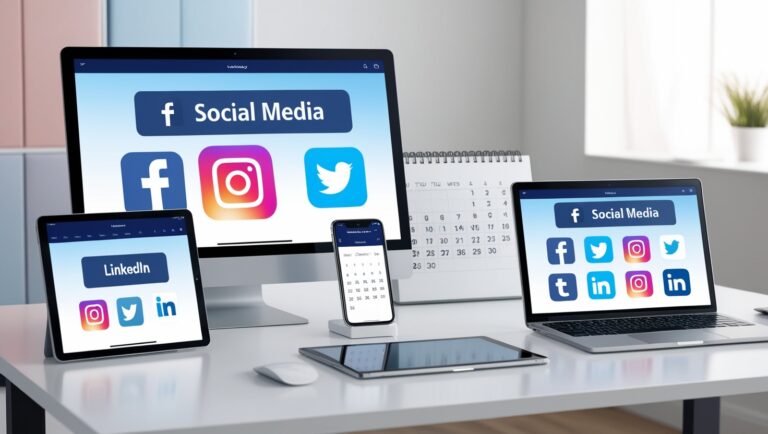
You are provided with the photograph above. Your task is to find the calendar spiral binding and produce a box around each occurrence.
[402,150,523,164]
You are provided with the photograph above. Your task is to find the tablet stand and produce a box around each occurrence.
[328,319,398,339]
[44,324,53,358]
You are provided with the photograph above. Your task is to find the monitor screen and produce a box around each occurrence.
[517,184,713,315]
[43,215,205,355]
[64,50,408,255]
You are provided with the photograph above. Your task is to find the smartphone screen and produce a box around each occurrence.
[333,220,395,325]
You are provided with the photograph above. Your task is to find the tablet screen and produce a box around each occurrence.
[42,213,207,358]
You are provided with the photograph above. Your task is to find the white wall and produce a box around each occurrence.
[523,0,768,430]
[253,0,523,153]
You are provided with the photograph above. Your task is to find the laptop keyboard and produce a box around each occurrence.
[543,314,753,337]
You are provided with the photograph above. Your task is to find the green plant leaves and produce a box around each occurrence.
[721,78,768,127]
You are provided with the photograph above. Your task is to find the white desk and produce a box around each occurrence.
[4,283,768,434]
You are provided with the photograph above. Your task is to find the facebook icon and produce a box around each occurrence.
[161,102,175,127]
[570,207,581,223]
[121,152,186,211]
[546,237,575,264]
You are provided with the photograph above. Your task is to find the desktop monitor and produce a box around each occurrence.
[61,48,411,329]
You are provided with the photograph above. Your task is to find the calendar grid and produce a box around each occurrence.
[396,151,531,303]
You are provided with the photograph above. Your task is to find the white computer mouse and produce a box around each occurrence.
[254,362,319,386]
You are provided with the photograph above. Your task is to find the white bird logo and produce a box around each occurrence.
[121,304,137,321]
[317,162,352,194]
[589,242,607,259]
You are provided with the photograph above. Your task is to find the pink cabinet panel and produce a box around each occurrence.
[0,0,24,148]
[23,0,103,147]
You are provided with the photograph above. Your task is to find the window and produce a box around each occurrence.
[586,0,768,161]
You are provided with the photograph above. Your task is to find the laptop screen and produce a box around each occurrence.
[516,182,713,315]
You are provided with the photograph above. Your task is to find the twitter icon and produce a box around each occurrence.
[584,236,613,263]
[116,297,144,327]
[304,147,367,208]
[660,235,686,260]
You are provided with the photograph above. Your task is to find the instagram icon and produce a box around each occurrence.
[626,271,653,297]
[79,300,109,331]
[623,236,651,263]
[199,145,277,220]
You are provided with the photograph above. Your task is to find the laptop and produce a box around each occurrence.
[512,179,768,353]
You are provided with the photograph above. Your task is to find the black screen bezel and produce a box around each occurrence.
[60,47,411,258]
[512,179,717,324]
[38,209,210,361]
[301,336,545,374]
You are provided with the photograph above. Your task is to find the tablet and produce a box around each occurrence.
[38,210,209,361]
[300,336,547,379]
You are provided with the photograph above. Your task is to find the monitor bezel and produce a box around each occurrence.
[61,47,411,258]
[512,178,717,324]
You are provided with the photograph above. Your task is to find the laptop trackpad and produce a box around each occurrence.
[630,330,726,344]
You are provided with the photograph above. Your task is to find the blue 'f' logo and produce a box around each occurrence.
[121,152,187,211]
[546,238,574,265]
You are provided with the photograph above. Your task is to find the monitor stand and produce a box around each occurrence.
[203,285,308,329]
[198,250,410,329]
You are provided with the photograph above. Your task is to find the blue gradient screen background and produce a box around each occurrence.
[519,191,713,314]
[73,69,401,247]
[50,235,203,354]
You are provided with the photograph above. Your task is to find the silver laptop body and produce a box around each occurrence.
[512,179,768,353]
[528,314,768,353]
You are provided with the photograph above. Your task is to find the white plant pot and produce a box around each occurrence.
[733,127,768,163]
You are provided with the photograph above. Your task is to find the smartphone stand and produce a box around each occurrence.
[328,319,398,339]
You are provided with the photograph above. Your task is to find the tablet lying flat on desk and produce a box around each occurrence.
[38,210,209,361]
[300,336,547,379]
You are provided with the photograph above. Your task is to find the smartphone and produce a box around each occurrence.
[332,219,395,326]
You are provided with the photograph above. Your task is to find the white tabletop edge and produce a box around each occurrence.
[3,283,768,434]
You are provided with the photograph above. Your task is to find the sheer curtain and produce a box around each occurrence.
[711,0,768,158]
[622,0,712,157]
[587,0,714,159]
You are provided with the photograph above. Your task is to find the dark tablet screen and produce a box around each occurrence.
[302,336,543,373]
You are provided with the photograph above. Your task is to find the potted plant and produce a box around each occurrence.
[722,79,768,163]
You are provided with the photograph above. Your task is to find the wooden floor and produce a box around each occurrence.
[356,409,678,434]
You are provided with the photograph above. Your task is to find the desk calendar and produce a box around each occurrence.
[395,151,532,303]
